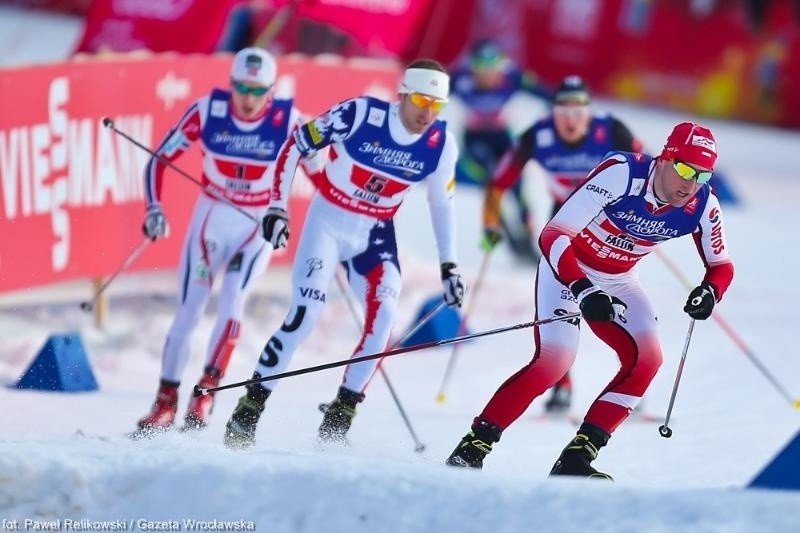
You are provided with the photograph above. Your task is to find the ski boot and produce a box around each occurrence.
[223,378,270,450]
[445,418,502,469]
[544,383,572,413]
[183,367,221,431]
[318,386,364,444]
[549,424,613,480]
[134,381,179,438]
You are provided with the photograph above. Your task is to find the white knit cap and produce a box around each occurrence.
[399,67,449,100]
[230,47,277,87]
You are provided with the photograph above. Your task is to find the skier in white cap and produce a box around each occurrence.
[136,47,322,435]
[223,58,465,449]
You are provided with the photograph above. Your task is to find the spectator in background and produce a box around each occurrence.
[216,1,278,53]
[449,39,552,261]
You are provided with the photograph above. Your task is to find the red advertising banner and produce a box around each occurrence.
[0,54,402,294]
[74,0,238,54]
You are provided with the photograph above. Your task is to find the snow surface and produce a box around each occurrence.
[2,7,800,533]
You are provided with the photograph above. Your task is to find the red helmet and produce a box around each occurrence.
[660,122,717,170]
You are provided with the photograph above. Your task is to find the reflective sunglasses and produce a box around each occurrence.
[673,161,713,184]
[408,92,447,112]
[232,81,272,96]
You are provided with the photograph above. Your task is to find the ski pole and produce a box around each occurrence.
[655,249,799,409]
[79,238,151,312]
[436,250,492,404]
[333,269,440,453]
[659,319,696,438]
[102,117,259,224]
[195,311,580,397]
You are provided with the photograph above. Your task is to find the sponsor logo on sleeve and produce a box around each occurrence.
[210,100,227,118]
[586,183,614,200]
[709,208,724,254]
[367,108,386,127]
[306,121,324,145]
[536,128,555,147]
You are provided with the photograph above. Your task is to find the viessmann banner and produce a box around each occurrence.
[0,54,401,293]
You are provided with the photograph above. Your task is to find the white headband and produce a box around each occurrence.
[399,68,449,100]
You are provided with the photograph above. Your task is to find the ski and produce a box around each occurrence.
[532,410,663,425]
[532,412,581,425]
[126,426,173,441]
[628,410,664,424]
[74,429,112,442]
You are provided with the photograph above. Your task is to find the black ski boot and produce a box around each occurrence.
[318,386,365,444]
[544,383,572,413]
[549,423,613,480]
[223,378,270,450]
[445,418,503,469]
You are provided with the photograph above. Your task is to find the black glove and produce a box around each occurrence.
[142,205,168,241]
[570,278,627,322]
[441,262,465,307]
[684,282,716,320]
[262,207,289,249]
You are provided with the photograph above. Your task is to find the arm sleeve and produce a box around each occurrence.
[610,116,645,154]
[692,194,735,300]
[271,98,366,207]
[144,98,205,206]
[538,155,631,286]
[426,132,460,264]
[490,126,535,190]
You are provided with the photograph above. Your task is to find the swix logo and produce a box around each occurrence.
[709,207,720,224]
[593,125,607,143]
[156,71,190,111]
[0,77,151,272]
[684,196,699,215]
[427,129,441,147]
[299,287,326,302]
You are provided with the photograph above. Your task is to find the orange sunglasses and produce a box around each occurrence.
[408,92,447,112]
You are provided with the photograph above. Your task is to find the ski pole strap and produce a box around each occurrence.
[195,311,581,396]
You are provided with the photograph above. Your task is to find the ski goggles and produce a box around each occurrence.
[232,81,272,96]
[408,92,447,112]
[673,161,713,184]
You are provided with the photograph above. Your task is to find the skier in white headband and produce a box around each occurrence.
[223,59,466,449]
